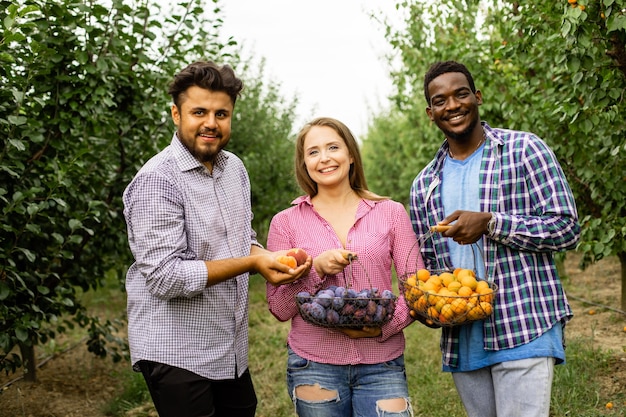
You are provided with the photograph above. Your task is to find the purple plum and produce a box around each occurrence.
[326,309,340,324]
[309,302,326,321]
[315,293,333,308]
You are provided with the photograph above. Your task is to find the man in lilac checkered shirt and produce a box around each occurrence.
[122,61,310,417]
[410,61,580,417]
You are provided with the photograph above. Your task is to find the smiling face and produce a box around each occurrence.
[171,85,234,170]
[426,72,483,142]
[303,125,354,190]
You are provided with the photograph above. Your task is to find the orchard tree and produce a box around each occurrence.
[0,0,300,381]
[362,110,434,205]
[363,0,626,309]
[228,57,301,239]
[551,0,626,310]
[0,0,223,381]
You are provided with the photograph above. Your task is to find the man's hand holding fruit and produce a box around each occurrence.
[255,247,312,286]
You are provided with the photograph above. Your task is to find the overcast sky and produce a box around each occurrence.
[220,0,403,139]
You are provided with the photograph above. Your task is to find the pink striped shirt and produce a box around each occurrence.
[266,196,424,365]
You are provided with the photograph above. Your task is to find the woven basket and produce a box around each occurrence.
[296,255,397,329]
[400,228,497,327]
[399,268,496,327]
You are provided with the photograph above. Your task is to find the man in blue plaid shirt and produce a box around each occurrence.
[409,61,580,417]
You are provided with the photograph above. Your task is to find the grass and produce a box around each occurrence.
[98,274,624,417]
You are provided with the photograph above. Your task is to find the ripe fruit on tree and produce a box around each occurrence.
[286,248,308,266]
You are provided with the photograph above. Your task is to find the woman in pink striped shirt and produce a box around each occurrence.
[266,117,425,417]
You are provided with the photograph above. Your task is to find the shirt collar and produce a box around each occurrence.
[291,194,376,210]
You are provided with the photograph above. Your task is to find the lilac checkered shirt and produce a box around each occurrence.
[123,134,258,380]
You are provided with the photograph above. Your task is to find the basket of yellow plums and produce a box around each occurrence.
[399,268,497,327]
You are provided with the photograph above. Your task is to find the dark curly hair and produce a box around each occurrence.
[423,61,476,105]
[168,61,243,108]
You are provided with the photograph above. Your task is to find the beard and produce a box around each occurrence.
[178,129,228,164]
[441,115,479,142]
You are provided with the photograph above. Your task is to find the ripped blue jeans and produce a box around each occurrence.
[286,346,413,417]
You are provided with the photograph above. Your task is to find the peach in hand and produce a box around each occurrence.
[276,255,297,269]
[286,248,308,266]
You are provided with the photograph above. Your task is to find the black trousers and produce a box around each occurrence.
[137,360,257,417]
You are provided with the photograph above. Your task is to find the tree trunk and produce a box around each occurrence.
[18,342,37,382]
[617,252,626,311]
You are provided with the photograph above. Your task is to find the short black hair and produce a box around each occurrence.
[423,61,476,105]
[168,61,243,108]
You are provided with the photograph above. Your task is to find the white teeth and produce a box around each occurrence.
[320,167,336,173]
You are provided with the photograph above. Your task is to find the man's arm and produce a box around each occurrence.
[204,245,311,287]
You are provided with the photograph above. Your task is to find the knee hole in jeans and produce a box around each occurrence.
[294,383,338,401]
[377,398,409,413]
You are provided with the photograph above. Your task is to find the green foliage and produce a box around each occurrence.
[363,0,495,206]
[101,370,152,416]
[0,0,300,378]
[363,110,440,206]
[362,0,626,307]
[247,277,293,417]
[228,57,301,241]
[497,0,626,270]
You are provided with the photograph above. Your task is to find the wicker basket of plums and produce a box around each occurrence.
[295,254,397,329]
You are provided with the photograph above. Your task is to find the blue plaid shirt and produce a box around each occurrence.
[409,122,580,367]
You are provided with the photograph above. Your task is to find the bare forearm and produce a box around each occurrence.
[204,245,266,287]
[204,255,261,287]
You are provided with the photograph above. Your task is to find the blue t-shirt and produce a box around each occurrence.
[440,143,565,372]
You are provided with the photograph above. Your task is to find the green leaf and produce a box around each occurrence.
[37,285,50,295]
[16,247,37,263]
[61,298,74,307]
[572,72,583,84]
[15,327,29,342]
[0,282,10,300]
[3,16,15,30]
[7,115,27,126]
[593,242,605,255]
[26,204,38,215]
[68,219,82,230]
[7,138,26,151]
[607,14,626,32]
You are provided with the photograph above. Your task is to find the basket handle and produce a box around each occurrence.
[343,254,374,291]
[430,224,452,233]
[403,227,446,277]
[409,225,491,283]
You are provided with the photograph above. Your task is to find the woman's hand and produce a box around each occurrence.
[337,326,382,339]
[312,249,355,276]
